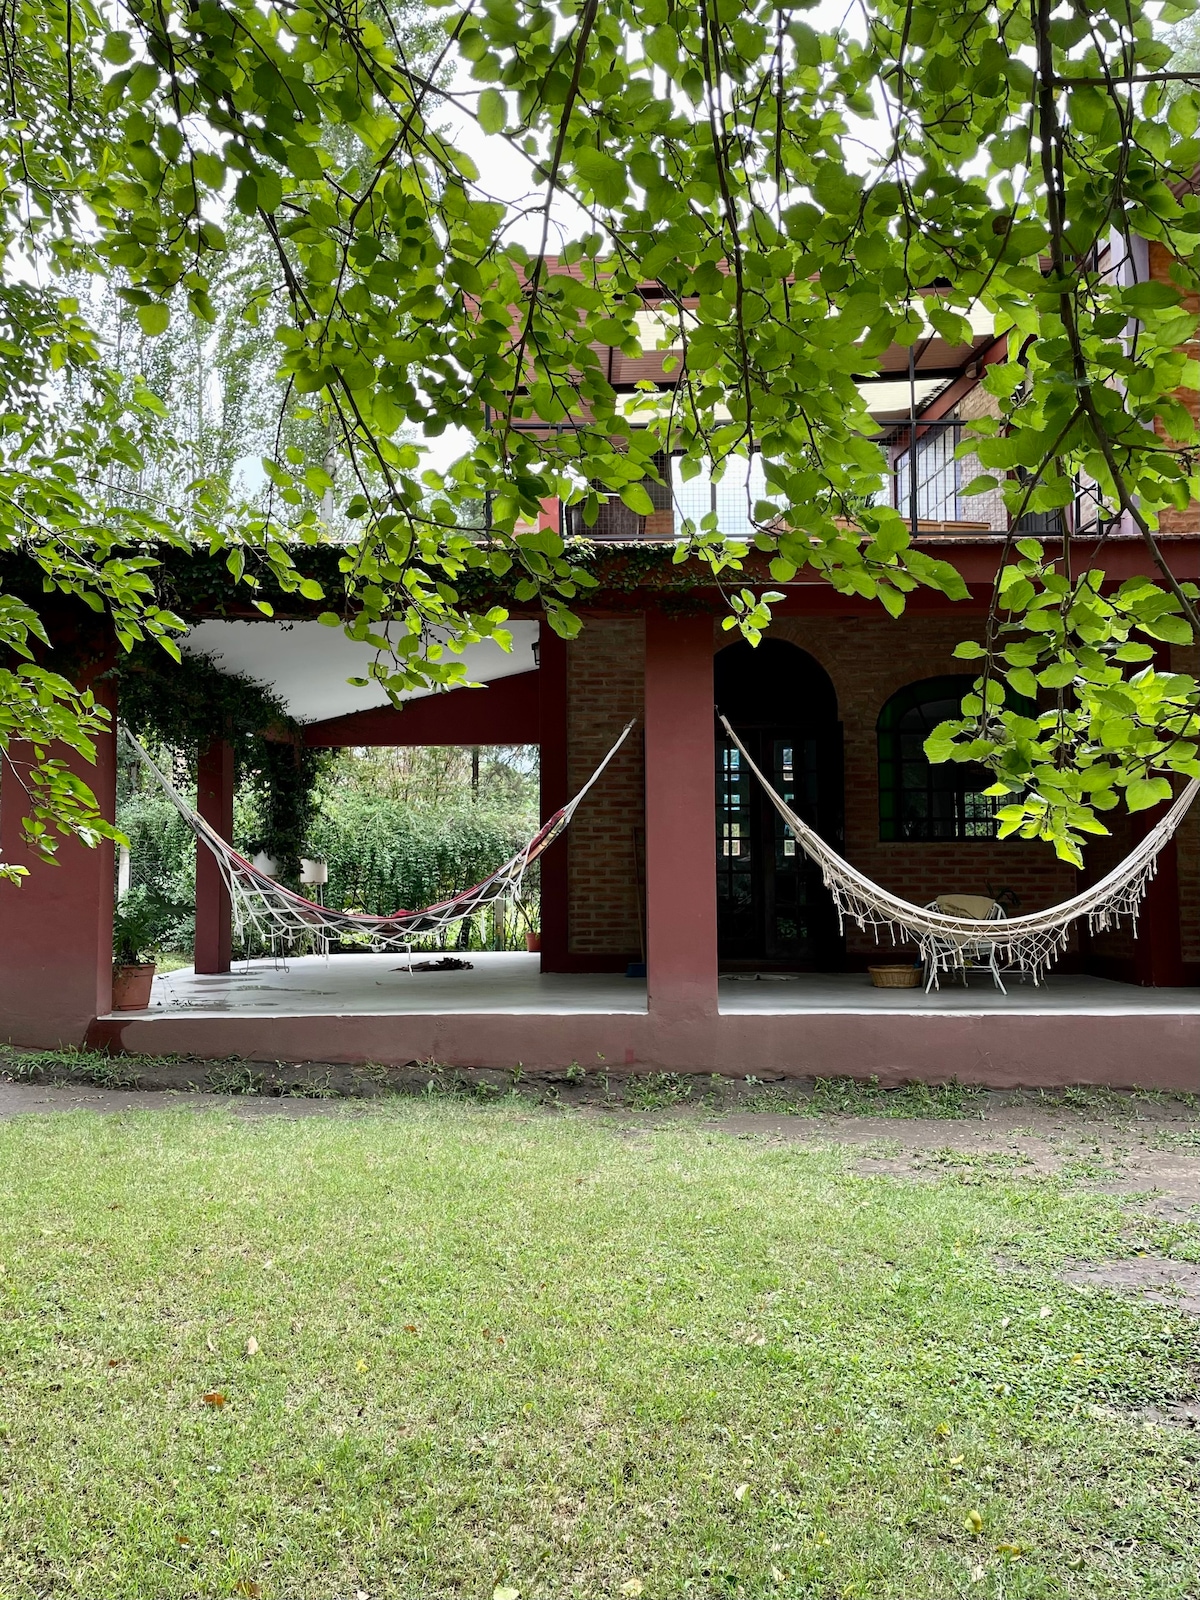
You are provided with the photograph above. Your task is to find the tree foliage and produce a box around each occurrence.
[116,748,537,951]
[3,0,1200,868]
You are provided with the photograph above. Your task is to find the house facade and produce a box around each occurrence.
[1,252,1198,1088]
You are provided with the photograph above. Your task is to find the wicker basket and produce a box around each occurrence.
[868,964,922,989]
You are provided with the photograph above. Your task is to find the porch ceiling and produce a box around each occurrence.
[181,619,540,724]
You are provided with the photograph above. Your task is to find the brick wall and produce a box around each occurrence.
[560,607,1198,970]
[753,615,1082,958]
[956,382,1008,531]
[566,618,645,955]
[1172,644,1200,967]
[1148,241,1200,538]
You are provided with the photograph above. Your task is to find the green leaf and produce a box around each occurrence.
[126,62,159,102]
[619,484,655,516]
[478,88,506,134]
[1037,662,1077,689]
[573,147,628,207]
[1138,614,1193,645]
[101,31,133,64]
[1121,280,1182,313]
[1126,777,1173,813]
[136,303,170,337]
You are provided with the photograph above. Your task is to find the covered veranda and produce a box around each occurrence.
[3,547,1200,1091]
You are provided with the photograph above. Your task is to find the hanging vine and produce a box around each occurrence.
[115,647,332,879]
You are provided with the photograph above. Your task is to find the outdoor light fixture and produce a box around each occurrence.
[532,638,540,668]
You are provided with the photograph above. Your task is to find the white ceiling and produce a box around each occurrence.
[181,619,539,724]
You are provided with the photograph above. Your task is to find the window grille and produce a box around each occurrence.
[675,453,769,537]
[877,676,1002,842]
[895,426,959,522]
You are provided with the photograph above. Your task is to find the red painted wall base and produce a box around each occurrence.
[88,1004,1200,1094]
[0,678,117,1047]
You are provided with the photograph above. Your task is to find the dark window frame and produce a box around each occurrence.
[878,675,1004,843]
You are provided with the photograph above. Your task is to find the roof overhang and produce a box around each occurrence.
[181,618,540,724]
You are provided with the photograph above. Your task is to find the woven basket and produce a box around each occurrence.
[868,964,922,989]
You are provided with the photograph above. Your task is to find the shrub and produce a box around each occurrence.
[308,795,535,918]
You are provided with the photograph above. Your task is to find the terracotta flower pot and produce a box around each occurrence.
[112,963,156,1011]
[525,931,542,952]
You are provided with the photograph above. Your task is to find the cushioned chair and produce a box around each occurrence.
[923,894,1009,993]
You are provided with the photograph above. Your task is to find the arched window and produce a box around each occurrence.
[878,676,1000,842]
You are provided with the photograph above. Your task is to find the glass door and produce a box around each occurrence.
[716,726,843,967]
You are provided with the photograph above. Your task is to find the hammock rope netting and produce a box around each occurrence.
[719,715,1199,985]
[130,712,1196,986]
[125,721,635,957]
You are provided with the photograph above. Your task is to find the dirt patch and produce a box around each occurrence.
[1,1055,1199,1212]
[1138,1400,1200,1428]
[1060,1258,1200,1314]
[1088,1399,1200,1430]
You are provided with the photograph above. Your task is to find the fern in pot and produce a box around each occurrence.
[112,888,165,1010]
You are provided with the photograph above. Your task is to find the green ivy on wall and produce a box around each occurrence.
[115,646,331,881]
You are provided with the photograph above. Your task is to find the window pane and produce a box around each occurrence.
[878,675,1003,842]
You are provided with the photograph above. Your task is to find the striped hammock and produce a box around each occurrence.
[125,721,635,956]
[719,714,1199,984]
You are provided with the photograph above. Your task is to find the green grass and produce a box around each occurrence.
[0,1045,147,1090]
[0,1103,1198,1599]
[742,1075,986,1119]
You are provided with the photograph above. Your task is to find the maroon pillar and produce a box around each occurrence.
[0,678,117,1047]
[538,625,570,972]
[644,612,718,1019]
[1132,823,1186,987]
[195,738,234,974]
[1131,644,1186,987]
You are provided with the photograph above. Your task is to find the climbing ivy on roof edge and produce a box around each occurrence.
[2,0,1200,870]
[117,648,331,877]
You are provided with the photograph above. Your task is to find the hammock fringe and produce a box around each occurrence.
[718,714,1198,984]
[124,719,636,957]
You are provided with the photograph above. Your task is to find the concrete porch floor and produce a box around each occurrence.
[86,953,1200,1090]
[115,951,1200,1019]
[140,952,648,1017]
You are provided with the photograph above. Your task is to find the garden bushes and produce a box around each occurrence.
[116,786,536,956]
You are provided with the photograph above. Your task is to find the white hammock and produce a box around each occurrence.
[719,714,1199,984]
[125,721,635,957]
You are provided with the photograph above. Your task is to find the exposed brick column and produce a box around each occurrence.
[538,625,570,971]
[194,737,234,975]
[644,611,718,1019]
[0,670,117,1047]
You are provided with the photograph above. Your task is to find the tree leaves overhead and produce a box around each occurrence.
[3,0,1200,860]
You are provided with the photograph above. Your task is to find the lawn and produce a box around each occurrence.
[0,1099,1197,1599]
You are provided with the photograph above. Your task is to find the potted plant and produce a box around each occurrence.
[111,889,162,1010]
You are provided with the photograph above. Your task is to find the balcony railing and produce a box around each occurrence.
[558,439,1131,544]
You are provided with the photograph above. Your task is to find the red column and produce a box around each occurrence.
[194,738,234,974]
[1131,643,1186,987]
[0,676,117,1047]
[1132,825,1186,987]
[538,495,561,535]
[538,625,570,972]
[644,611,718,1019]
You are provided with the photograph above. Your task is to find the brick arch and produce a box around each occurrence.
[724,612,1080,959]
[714,634,839,727]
